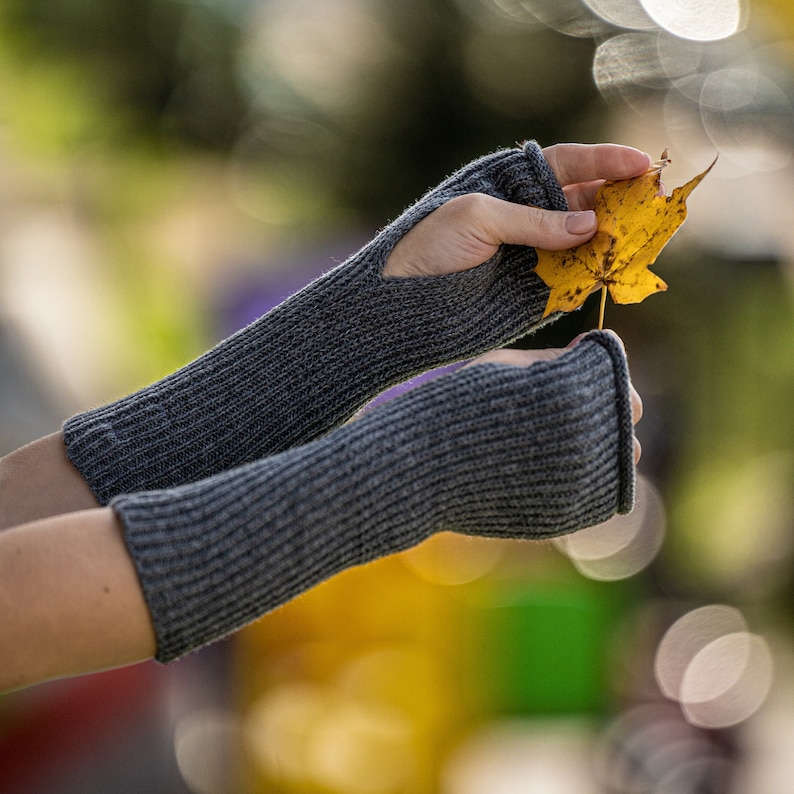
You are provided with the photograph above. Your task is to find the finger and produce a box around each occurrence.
[596,329,641,423]
[630,384,643,425]
[466,347,566,368]
[634,436,642,464]
[563,179,605,212]
[543,143,651,187]
[597,328,626,352]
[477,197,598,251]
[565,175,665,211]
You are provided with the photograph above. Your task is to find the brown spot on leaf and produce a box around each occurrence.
[534,151,717,319]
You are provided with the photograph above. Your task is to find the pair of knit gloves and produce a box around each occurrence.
[63,142,636,663]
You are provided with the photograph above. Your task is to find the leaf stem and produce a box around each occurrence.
[598,284,607,330]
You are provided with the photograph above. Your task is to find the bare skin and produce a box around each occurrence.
[0,433,100,532]
[0,508,156,691]
[0,142,648,692]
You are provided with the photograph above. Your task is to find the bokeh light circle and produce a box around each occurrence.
[680,632,773,728]
[657,33,702,79]
[639,0,742,42]
[593,32,667,100]
[655,605,747,700]
[700,67,794,171]
[402,532,504,586]
[593,703,734,793]
[581,0,656,31]
[555,475,665,581]
[174,708,240,794]
[244,681,416,793]
[655,605,773,729]
[516,0,609,37]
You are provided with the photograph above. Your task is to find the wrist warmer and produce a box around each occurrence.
[64,141,567,505]
[111,332,635,663]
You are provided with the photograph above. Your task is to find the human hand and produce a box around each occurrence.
[467,330,643,464]
[383,143,651,278]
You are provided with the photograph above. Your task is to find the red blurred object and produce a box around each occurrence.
[0,662,162,792]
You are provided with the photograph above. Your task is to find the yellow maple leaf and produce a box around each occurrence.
[535,150,718,328]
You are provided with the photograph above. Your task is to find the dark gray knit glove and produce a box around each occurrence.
[64,141,567,505]
[111,332,635,663]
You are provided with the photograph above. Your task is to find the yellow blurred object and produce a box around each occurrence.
[233,530,629,792]
[235,552,468,793]
[755,0,794,38]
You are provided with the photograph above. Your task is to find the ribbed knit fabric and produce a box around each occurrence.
[111,332,635,663]
[64,141,568,505]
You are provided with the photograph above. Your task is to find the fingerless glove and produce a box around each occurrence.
[64,141,567,504]
[111,332,635,663]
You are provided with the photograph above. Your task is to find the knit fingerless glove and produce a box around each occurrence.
[111,332,635,663]
[64,141,567,505]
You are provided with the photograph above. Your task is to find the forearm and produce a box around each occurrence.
[0,506,155,692]
[0,432,99,531]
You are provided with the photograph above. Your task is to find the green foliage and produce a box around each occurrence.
[0,0,246,147]
[0,0,603,219]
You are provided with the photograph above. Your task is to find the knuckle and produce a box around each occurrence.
[446,192,492,218]
[526,206,564,242]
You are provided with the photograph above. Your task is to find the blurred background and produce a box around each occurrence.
[0,0,793,791]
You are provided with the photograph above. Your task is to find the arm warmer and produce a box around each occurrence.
[64,141,567,504]
[110,332,635,663]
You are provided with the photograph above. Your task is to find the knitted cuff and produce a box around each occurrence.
[64,141,567,505]
[112,331,635,663]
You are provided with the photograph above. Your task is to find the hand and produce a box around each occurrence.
[468,331,644,464]
[383,143,651,278]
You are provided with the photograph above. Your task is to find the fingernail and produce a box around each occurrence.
[565,210,596,235]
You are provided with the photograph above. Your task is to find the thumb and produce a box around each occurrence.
[481,199,597,251]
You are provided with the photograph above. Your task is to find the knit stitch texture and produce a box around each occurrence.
[64,141,567,504]
[112,332,635,663]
